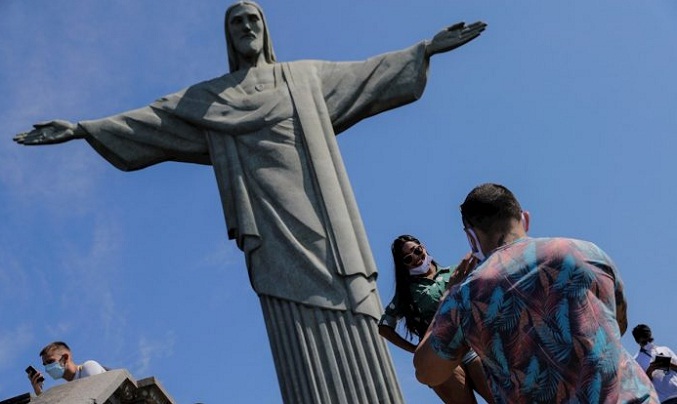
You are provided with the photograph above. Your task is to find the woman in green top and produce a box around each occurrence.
[379,235,493,404]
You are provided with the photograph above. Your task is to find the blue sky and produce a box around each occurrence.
[1,1,676,402]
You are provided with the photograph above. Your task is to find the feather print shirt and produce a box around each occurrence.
[429,237,658,404]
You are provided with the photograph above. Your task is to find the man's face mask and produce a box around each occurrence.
[44,359,65,380]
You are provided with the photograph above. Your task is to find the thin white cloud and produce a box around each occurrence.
[0,324,35,395]
[44,322,74,340]
[57,214,126,341]
[1,146,104,217]
[0,324,35,368]
[0,251,33,306]
[198,241,243,270]
[132,332,177,377]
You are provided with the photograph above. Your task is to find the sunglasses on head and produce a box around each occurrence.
[401,245,424,265]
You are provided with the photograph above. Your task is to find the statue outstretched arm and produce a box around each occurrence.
[425,21,487,58]
[13,120,86,146]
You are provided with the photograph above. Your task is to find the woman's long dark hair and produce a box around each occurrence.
[391,234,435,339]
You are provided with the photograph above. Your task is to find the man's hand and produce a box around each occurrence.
[28,369,44,396]
[448,252,479,289]
[426,21,487,58]
[13,120,83,145]
[646,362,658,380]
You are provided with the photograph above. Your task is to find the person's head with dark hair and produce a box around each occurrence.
[39,341,71,358]
[460,183,522,232]
[632,324,654,346]
[460,183,529,261]
[224,1,276,72]
[391,234,424,275]
[38,341,79,382]
[390,234,437,338]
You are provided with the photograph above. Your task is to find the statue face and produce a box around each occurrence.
[227,4,265,60]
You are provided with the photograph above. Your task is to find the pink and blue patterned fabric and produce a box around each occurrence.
[430,237,657,404]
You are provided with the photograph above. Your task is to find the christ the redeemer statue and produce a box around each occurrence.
[14,2,486,402]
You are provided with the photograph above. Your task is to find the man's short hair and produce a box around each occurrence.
[39,341,71,357]
[631,324,653,343]
[460,183,522,233]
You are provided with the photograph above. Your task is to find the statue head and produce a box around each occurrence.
[224,1,276,72]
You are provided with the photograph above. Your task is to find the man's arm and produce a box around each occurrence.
[593,243,628,335]
[611,259,628,335]
[413,325,462,387]
[616,296,628,335]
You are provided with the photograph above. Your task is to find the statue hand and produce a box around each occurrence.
[426,21,487,57]
[13,120,83,145]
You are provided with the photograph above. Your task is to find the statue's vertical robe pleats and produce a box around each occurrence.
[261,295,404,404]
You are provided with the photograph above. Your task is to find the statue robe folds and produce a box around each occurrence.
[81,43,429,319]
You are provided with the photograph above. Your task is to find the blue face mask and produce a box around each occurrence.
[44,360,65,380]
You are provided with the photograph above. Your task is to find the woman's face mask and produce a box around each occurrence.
[408,254,432,276]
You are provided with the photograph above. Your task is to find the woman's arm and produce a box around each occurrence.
[378,324,417,353]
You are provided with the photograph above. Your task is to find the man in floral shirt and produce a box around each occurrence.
[414,183,657,403]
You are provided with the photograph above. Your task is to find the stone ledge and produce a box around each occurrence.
[25,369,175,404]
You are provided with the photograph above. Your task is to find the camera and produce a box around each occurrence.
[654,355,672,371]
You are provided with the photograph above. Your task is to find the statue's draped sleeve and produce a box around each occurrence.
[81,96,212,171]
[315,42,429,134]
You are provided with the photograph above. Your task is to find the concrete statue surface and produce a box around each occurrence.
[14,2,486,402]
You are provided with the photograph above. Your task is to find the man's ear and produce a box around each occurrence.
[522,211,530,233]
[464,228,479,252]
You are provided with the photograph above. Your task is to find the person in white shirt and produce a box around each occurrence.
[27,341,106,396]
[633,324,677,404]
